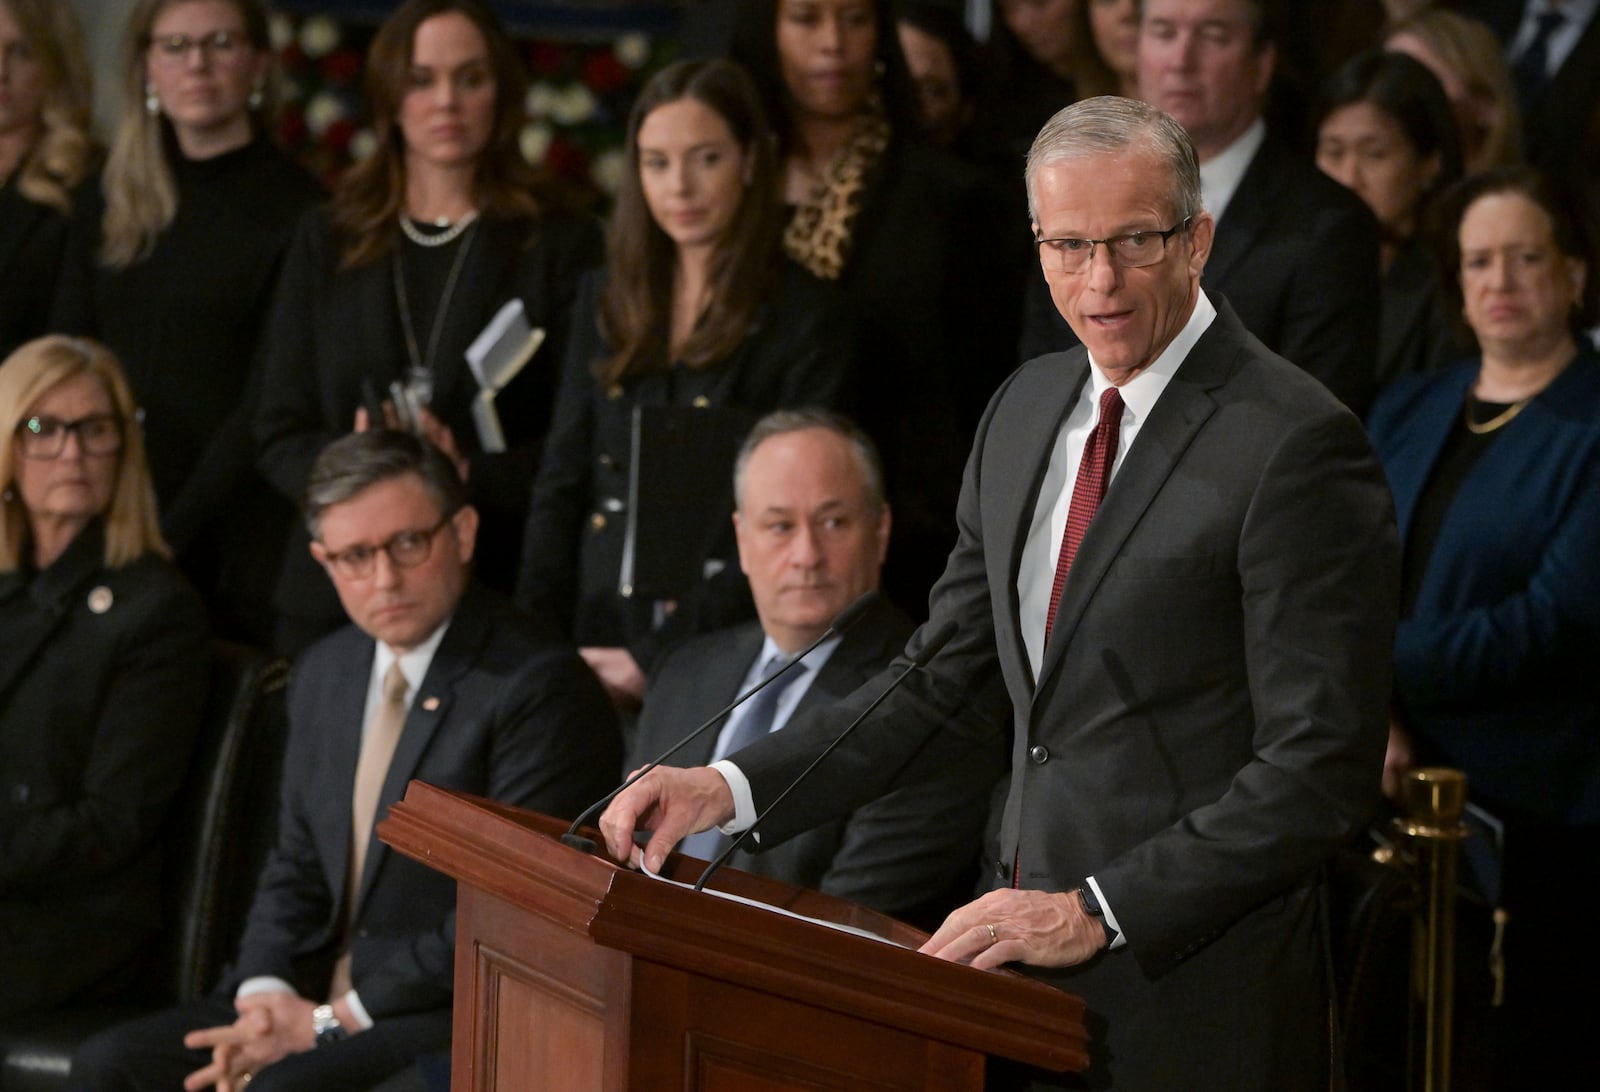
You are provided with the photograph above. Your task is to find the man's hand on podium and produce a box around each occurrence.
[599,765,734,873]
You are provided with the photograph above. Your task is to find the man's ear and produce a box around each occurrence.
[451,504,480,566]
[309,539,329,570]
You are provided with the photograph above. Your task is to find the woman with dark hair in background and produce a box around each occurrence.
[1367,166,1600,1089]
[517,58,849,710]
[51,0,322,648]
[1384,5,1522,174]
[1315,48,1465,385]
[255,0,600,655]
[730,0,1023,618]
[0,335,207,1016]
[978,0,1081,159]
[1076,0,1139,100]
[0,0,94,360]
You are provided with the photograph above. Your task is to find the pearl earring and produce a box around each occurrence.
[248,85,264,110]
[145,84,160,117]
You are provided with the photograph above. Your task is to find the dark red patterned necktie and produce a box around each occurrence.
[1043,386,1125,647]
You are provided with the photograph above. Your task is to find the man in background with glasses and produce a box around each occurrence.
[600,96,1398,1089]
[73,429,620,1092]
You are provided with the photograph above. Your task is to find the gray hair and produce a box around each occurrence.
[733,408,886,514]
[303,429,468,538]
[1024,96,1203,226]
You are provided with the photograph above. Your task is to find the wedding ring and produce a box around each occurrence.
[985,922,999,946]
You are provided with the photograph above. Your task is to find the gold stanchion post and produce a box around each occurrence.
[1395,768,1469,1092]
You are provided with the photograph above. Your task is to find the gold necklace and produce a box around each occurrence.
[1463,394,1530,435]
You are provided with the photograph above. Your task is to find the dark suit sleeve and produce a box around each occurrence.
[230,664,343,986]
[1098,409,1398,979]
[0,567,207,890]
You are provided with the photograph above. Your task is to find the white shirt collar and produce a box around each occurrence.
[372,618,452,701]
[1084,289,1218,418]
[1199,117,1265,223]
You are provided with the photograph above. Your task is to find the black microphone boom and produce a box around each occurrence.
[558,590,881,854]
[692,617,959,892]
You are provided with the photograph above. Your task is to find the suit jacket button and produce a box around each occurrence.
[1028,744,1049,765]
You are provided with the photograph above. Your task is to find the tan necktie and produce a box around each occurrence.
[330,661,409,998]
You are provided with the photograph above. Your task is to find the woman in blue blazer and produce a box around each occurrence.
[1367,166,1600,1088]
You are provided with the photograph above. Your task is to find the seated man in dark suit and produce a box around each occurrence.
[1018,0,1383,417]
[70,430,620,1092]
[635,409,1001,930]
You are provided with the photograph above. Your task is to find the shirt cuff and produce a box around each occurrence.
[235,976,297,1000]
[711,759,759,842]
[1086,875,1127,949]
[342,989,375,1030]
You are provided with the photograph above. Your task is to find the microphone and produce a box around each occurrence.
[692,617,959,892]
[559,590,881,854]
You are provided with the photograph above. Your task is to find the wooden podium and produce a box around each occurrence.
[381,782,1089,1091]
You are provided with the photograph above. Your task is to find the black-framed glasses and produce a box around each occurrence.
[319,512,456,580]
[1035,216,1194,275]
[15,414,124,460]
[146,30,245,66]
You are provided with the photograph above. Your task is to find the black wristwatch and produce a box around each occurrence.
[1076,884,1114,946]
[312,1004,349,1048]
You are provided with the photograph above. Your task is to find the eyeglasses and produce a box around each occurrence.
[146,30,246,66]
[1035,217,1194,275]
[15,414,124,460]
[319,512,455,580]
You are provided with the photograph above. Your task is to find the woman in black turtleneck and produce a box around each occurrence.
[51,0,322,648]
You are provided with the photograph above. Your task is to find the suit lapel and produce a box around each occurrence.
[1384,368,1472,541]
[992,355,1091,692]
[1033,314,1236,693]
[324,635,374,914]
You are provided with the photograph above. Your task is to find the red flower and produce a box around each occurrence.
[543,134,588,180]
[320,48,362,86]
[528,42,566,76]
[278,109,307,149]
[323,119,356,155]
[582,50,628,94]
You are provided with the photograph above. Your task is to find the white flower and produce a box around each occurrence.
[520,122,553,165]
[615,33,651,70]
[268,13,294,52]
[549,84,598,126]
[525,83,560,121]
[304,92,345,137]
[299,15,340,59]
[591,148,627,196]
[349,129,379,162]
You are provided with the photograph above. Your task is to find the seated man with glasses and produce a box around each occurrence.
[72,429,621,1092]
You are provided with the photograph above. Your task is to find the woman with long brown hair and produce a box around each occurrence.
[254,0,601,654]
[516,57,849,709]
[51,0,321,648]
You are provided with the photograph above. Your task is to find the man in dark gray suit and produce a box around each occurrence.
[632,410,1000,929]
[1018,0,1381,417]
[600,97,1398,1090]
[71,431,618,1092]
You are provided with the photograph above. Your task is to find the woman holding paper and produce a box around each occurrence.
[254,0,600,654]
[515,58,850,710]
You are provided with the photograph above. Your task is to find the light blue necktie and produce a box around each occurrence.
[679,655,806,861]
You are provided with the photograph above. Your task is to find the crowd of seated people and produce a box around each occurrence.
[1,0,1597,1088]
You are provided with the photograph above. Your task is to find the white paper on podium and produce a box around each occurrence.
[464,299,546,453]
[639,857,906,948]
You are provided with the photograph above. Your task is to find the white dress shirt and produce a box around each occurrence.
[1199,118,1265,222]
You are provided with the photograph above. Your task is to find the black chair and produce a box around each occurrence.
[0,641,290,1092]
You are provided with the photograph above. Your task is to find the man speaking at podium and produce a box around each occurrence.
[600,97,1398,1091]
